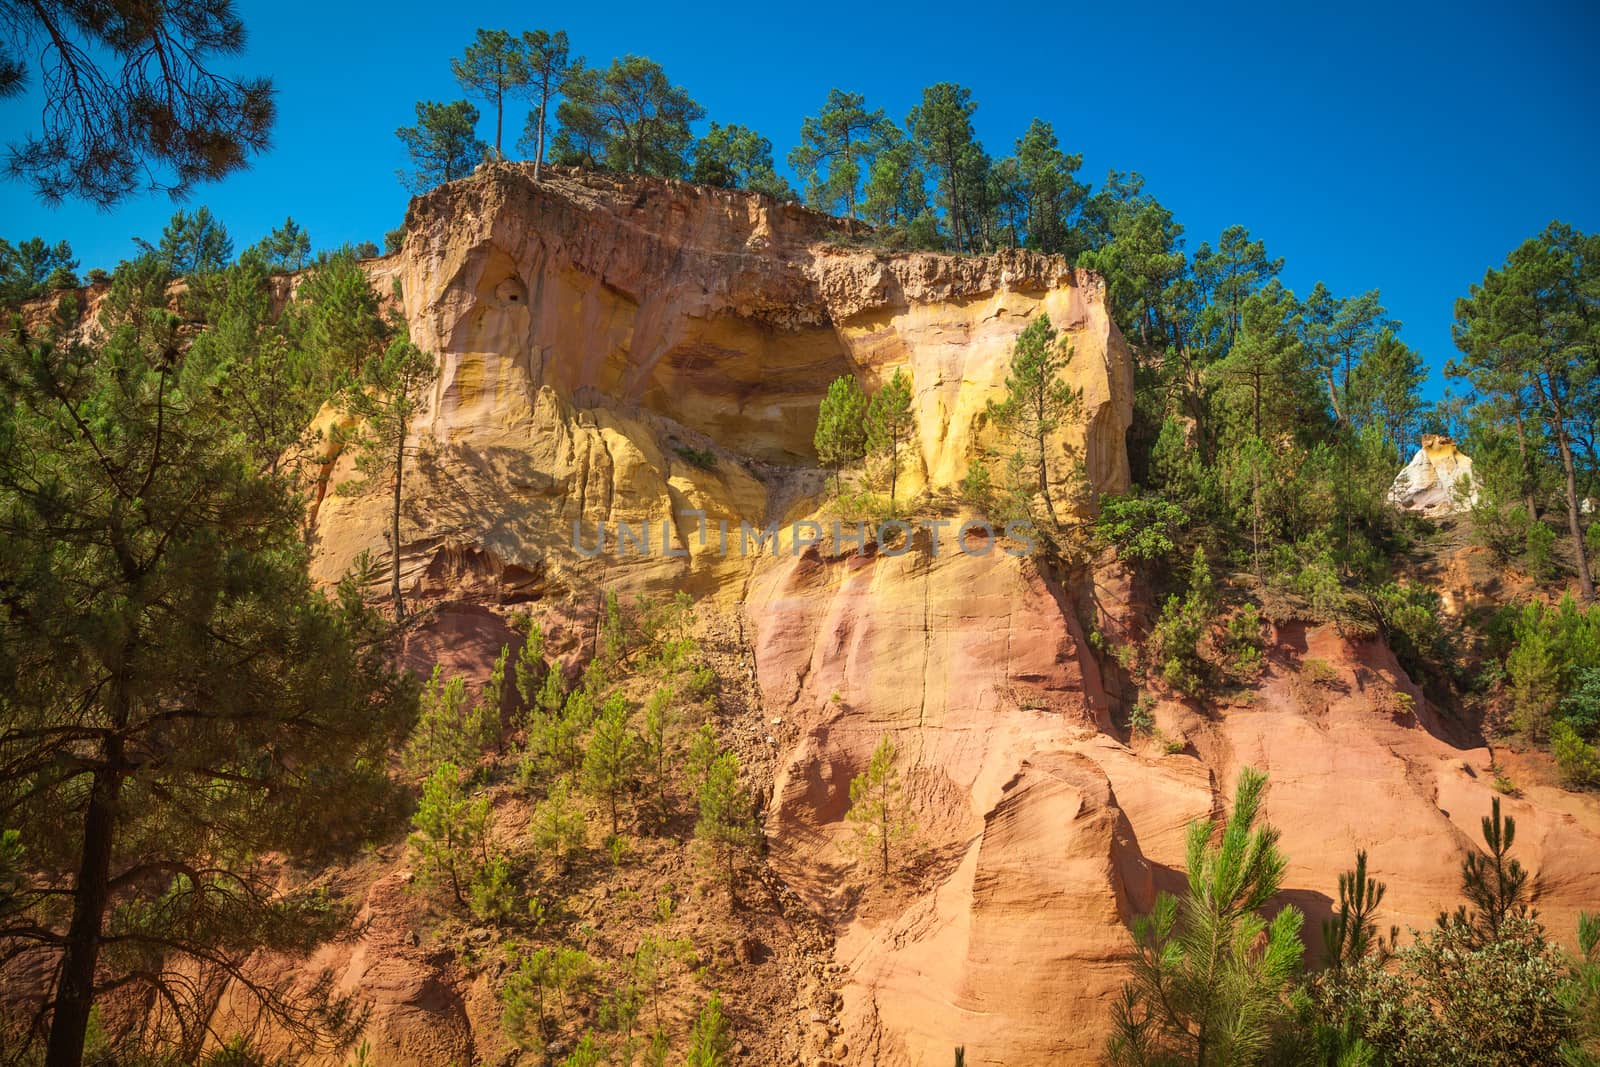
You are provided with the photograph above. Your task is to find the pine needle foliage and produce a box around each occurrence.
[1107,768,1304,1066]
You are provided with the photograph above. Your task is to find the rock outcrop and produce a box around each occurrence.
[1389,434,1479,516]
[310,164,1132,600]
[298,168,1600,1066]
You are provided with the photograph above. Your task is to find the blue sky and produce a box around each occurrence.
[4,0,1597,397]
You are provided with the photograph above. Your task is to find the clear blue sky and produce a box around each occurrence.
[4,0,1597,397]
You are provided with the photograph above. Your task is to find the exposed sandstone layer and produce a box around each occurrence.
[300,170,1600,1066]
[1389,434,1479,516]
[310,163,1132,600]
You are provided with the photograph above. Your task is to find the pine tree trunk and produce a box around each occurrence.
[1555,427,1597,602]
[45,758,123,1067]
[534,95,548,181]
[495,87,503,155]
[879,801,889,880]
[889,433,898,504]
[391,432,405,621]
[1324,367,1344,424]
[843,126,855,218]
[1036,426,1060,528]
[1514,412,1538,519]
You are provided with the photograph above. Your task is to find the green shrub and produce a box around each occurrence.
[468,854,517,921]
[402,668,475,776]
[1149,547,1215,695]
[1095,495,1189,562]
[1128,696,1156,736]
[1553,721,1600,789]
[582,693,641,836]
[674,445,717,469]
[1525,519,1558,582]
[1364,582,1449,678]
[1500,599,1600,740]
[960,456,994,510]
[1303,658,1341,688]
[1221,605,1266,681]
[1334,917,1573,1065]
[1508,618,1567,740]
[696,749,756,892]
[1560,667,1600,739]
[1285,533,1346,621]
[1471,500,1530,565]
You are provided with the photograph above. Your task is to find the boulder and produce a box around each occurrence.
[1388,434,1479,516]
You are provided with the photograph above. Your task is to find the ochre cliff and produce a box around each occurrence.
[311,163,1131,599]
[302,167,1600,1067]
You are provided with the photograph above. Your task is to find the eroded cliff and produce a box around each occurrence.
[303,166,1600,1067]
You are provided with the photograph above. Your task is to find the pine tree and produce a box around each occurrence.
[529,687,589,774]
[503,946,557,1045]
[554,56,703,176]
[341,337,438,621]
[1013,119,1088,256]
[1107,768,1305,1067]
[1323,850,1393,973]
[1300,282,1393,427]
[860,137,930,231]
[583,694,641,836]
[395,100,486,193]
[538,658,567,719]
[1439,796,1532,943]
[686,992,733,1067]
[184,252,317,476]
[1451,222,1599,602]
[846,735,912,881]
[513,615,548,709]
[1348,329,1427,460]
[520,29,574,181]
[0,291,412,1066]
[561,1033,602,1067]
[4,0,274,208]
[292,248,391,387]
[788,89,896,217]
[1193,224,1285,348]
[410,763,492,907]
[987,313,1083,528]
[403,666,475,775]
[640,686,678,825]
[472,645,510,753]
[695,751,756,897]
[246,216,312,272]
[686,723,720,794]
[691,123,794,199]
[867,368,916,505]
[0,237,78,306]
[908,83,980,251]
[815,374,870,493]
[450,29,529,157]
[530,778,587,871]
[148,205,234,277]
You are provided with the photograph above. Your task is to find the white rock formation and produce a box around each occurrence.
[1389,435,1479,516]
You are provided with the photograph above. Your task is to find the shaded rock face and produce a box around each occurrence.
[299,171,1600,1066]
[1389,434,1479,516]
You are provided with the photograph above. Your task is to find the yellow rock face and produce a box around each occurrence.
[310,164,1132,599]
